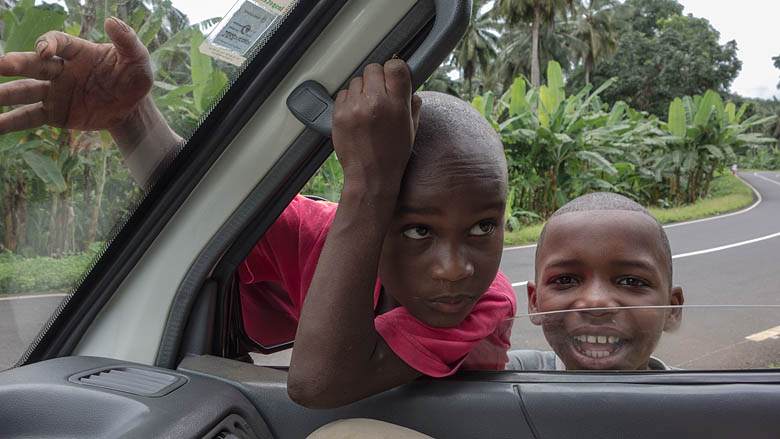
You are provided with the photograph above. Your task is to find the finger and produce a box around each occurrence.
[35,31,84,60]
[335,89,348,104]
[361,63,386,95]
[383,59,412,99]
[347,76,363,98]
[105,17,149,62]
[0,79,49,106]
[0,52,64,80]
[0,103,48,134]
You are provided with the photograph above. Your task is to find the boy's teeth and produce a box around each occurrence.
[574,335,621,344]
[584,350,610,358]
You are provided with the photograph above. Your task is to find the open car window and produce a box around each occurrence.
[0,0,305,370]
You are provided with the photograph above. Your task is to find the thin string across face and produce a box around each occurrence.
[509,304,780,320]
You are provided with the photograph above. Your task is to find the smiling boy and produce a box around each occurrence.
[508,192,684,371]
[0,21,517,409]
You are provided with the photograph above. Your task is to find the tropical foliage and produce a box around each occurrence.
[475,61,775,228]
[0,0,778,293]
[0,1,224,275]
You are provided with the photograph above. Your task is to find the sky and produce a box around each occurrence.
[677,0,779,100]
[174,0,780,100]
[40,1,780,100]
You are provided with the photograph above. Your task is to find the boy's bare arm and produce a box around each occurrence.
[288,60,422,409]
[0,17,181,187]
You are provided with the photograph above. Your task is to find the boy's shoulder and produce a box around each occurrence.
[505,350,560,370]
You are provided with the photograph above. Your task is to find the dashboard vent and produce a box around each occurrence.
[69,366,187,397]
[204,414,257,439]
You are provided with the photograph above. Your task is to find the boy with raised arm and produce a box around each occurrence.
[0,18,516,408]
[508,192,685,371]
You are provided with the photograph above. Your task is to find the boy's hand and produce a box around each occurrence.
[0,17,153,134]
[332,59,422,189]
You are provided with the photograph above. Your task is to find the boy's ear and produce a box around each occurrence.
[663,286,684,332]
[527,281,542,326]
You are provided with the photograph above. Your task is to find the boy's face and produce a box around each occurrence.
[377,159,506,328]
[528,210,683,370]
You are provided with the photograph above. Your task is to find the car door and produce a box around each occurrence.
[2,1,780,438]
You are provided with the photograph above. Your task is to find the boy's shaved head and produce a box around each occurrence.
[404,91,507,193]
[379,91,509,328]
[537,192,673,285]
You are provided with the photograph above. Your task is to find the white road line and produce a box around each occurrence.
[504,173,766,252]
[0,293,68,302]
[504,243,537,251]
[672,230,780,259]
[745,325,780,342]
[755,172,780,187]
[511,229,780,287]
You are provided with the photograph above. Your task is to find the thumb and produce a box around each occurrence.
[411,93,422,136]
[104,17,149,62]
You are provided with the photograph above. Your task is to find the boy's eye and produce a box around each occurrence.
[551,275,578,285]
[403,225,431,240]
[617,277,647,287]
[469,220,496,236]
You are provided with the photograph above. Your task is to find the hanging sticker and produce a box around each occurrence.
[200,0,296,66]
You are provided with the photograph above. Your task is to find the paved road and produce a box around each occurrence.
[2,172,779,371]
[501,171,780,369]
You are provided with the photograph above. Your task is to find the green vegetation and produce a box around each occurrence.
[0,243,102,293]
[504,173,754,245]
[648,173,754,223]
[1,1,227,293]
[1,0,779,293]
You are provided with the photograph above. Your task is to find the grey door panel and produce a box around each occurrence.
[179,355,780,439]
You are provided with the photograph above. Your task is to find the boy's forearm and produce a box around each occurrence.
[289,181,417,408]
[109,95,183,188]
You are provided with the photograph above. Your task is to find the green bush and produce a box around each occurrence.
[0,244,103,294]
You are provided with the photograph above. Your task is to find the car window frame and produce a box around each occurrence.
[18,0,349,367]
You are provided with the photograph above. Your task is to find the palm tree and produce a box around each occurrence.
[497,0,576,88]
[452,0,500,100]
[571,0,618,85]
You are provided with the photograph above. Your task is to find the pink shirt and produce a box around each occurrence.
[238,195,516,376]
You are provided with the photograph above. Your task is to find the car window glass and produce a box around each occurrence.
[0,0,298,370]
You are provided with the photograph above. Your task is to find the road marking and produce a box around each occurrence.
[746,325,780,342]
[504,173,763,251]
[0,293,67,302]
[511,228,780,287]
[504,243,537,251]
[755,172,780,187]
[672,230,780,259]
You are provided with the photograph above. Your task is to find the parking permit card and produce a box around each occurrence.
[200,0,296,66]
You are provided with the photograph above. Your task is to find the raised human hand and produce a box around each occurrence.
[331,59,422,190]
[0,17,153,134]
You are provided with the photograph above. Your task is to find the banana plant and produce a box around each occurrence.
[663,90,776,203]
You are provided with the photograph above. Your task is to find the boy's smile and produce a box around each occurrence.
[528,210,684,370]
[377,155,507,328]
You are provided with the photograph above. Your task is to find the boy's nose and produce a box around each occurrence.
[573,281,620,312]
[431,243,474,282]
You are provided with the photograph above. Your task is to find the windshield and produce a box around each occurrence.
[0,0,297,370]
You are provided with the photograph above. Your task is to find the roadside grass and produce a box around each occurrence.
[504,173,755,246]
[0,243,102,295]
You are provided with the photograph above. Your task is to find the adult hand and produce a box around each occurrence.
[0,17,153,134]
[331,59,422,189]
